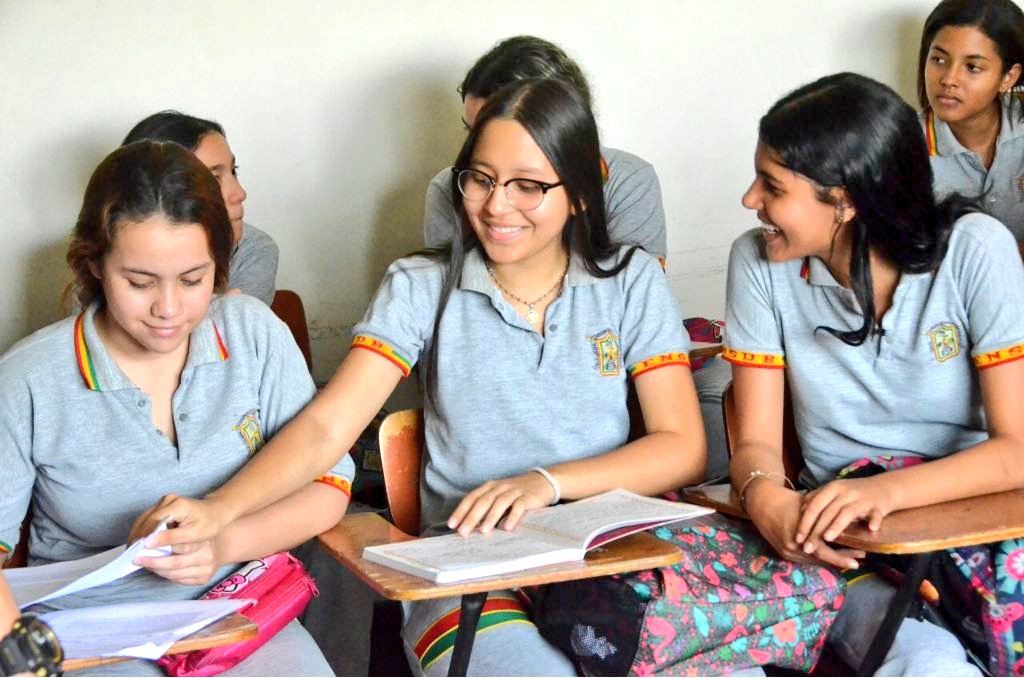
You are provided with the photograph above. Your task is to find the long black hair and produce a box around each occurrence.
[917,0,1024,122]
[422,77,634,410]
[760,72,976,346]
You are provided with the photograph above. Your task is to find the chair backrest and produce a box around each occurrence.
[378,409,424,535]
[270,290,313,373]
[722,382,803,483]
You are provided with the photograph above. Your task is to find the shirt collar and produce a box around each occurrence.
[74,303,229,392]
[928,94,1024,157]
[458,247,601,296]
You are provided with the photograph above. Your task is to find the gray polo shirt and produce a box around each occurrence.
[352,246,689,535]
[422,146,668,261]
[0,295,354,564]
[925,96,1024,240]
[723,214,1024,483]
[230,222,279,305]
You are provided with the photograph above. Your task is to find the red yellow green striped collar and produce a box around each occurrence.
[925,110,938,157]
[74,310,229,392]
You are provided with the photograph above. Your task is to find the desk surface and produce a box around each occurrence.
[684,483,1024,554]
[317,512,682,600]
[62,612,257,672]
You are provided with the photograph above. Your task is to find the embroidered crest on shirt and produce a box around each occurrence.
[928,323,961,363]
[233,410,265,455]
[588,329,622,376]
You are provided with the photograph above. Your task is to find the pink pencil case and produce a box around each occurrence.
[157,552,319,676]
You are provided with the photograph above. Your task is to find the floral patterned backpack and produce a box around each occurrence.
[530,514,845,676]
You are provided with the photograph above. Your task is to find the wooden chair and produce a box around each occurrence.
[317,409,683,677]
[685,383,1024,675]
[270,290,313,373]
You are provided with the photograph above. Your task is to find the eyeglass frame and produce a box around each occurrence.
[451,167,564,212]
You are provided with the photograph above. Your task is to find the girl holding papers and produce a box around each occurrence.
[0,141,352,675]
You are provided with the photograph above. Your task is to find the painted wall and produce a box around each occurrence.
[1,0,935,384]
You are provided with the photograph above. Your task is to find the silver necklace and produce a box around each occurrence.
[487,259,569,325]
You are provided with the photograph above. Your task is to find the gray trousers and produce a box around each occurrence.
[830,573,981,676]
[401,592,575,676]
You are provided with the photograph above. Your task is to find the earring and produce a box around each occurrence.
[834,204,846,226]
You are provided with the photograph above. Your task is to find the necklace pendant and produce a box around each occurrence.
[525,307,540,324]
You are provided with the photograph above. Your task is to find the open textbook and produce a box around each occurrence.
[363,488,715,583]
[5,520,251,660]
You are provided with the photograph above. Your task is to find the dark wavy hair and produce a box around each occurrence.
[459,36,592,110]
[917,0,1024,121]
[122,110,225,150]
[67,141,233,308]
[422,78,634,410]
[760,72,976,346]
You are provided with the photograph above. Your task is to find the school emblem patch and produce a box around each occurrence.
[233,410,265,455]
[589,329,622,376]
[928,323,961,363]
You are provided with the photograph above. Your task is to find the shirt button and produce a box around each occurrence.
[178,413,189,422]
[549,324,558,331]
[137,399,145,407]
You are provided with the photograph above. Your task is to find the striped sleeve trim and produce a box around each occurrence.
[721,346,786,369]
[973,342,1024,370]
[351,335,413,377]
[628,352,691,379]
[0,540,10,556]
[314,474,352,497]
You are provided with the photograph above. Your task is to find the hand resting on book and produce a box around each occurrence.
[447,470,557,537]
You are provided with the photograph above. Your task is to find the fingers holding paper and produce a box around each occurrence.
[447,472,555,537]
[132,494,229,552]
[136,539,222,586]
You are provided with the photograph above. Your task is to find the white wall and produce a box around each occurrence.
[1,0,932,384]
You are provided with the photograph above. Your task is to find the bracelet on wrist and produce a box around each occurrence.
[530,467,561,505]
[737,470,795,513]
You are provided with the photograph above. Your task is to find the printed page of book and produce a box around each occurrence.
[518,488,715,549]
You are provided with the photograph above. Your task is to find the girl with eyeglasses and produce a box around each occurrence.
[725,71,1024,675]
[423,35,668,267]
[134,77,706,676]
[918,0,1024,244]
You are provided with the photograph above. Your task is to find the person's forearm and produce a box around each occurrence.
[206,350,400,522]
[729,441,792,511]
[548,430,705,500]
[876,435,1024,512]
[215,483,349,565]
[0,575,17,637]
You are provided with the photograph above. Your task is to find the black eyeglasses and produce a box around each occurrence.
[453,168,563,212]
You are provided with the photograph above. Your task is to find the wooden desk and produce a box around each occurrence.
[684,483,1024,553]
[318,513,682,674]
[62,612,257,672]
[318,513,682,601]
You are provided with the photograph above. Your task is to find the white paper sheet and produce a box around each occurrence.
[40,598,252,660]
[6,519,173,608]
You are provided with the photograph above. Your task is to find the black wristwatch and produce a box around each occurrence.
[0,615,62,676]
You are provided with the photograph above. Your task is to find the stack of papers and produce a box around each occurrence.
[5,520,251,660]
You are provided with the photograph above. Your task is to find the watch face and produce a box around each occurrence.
[0,616,62,676]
